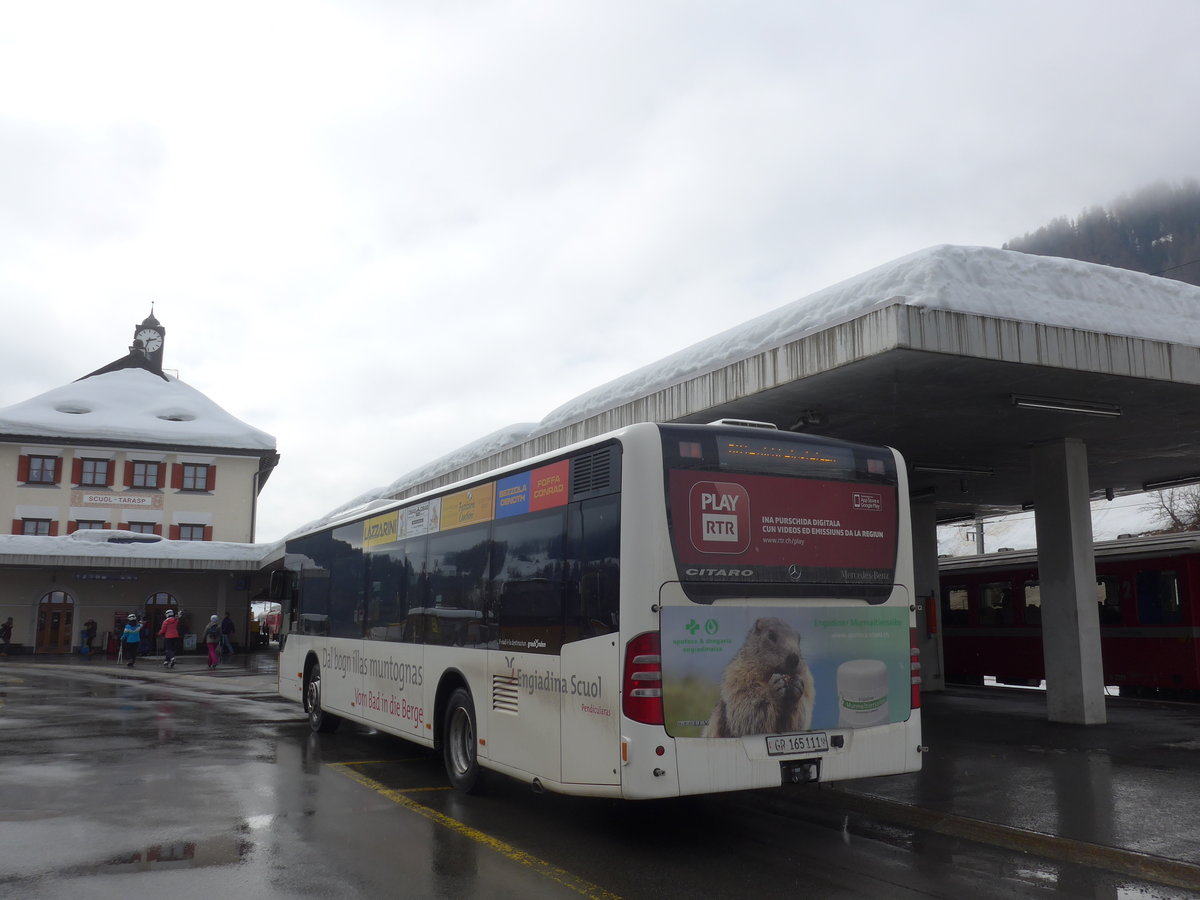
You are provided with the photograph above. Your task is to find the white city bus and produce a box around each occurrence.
[276,421,923,798]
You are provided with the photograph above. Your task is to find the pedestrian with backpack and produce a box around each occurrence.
[158,609,183,669]
[204,615,221,669]
[219,613,236,657]
[121,614,142,667]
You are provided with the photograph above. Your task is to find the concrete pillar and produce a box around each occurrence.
[911,500,945,691]
[1032,438,1106,725]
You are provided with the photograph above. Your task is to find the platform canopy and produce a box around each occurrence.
[350,244,1200,528]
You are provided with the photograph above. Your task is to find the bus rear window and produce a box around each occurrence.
[662,427,899,602]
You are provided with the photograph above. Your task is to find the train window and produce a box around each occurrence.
[1096,576,1122,624]
[1135,570,1182,625]
[981,582,1015,625]
[942,586,969,626]
[1022,581,1041,625]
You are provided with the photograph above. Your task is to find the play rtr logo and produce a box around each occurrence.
[690,481,751,554]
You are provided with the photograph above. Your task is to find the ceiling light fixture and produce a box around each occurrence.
[1143,475,1200,491]
[1010,394,1122,417]
[788,410,825,431]
[936,514,976,525]
[913,464,995,477]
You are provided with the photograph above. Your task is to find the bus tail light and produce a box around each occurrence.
[910,628,922,710]
[623,632,663,725]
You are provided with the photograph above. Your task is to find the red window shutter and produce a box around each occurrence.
[53,458,63,484]
[105,462,115,487]
[124,461,134,487]
[17,455,29,482]
[118,523,131,531]
[203,525,213,542]
[11,519,22,535]
[49,521,59,536]
[153,524,162,536]
[169,524,181,540]
[158,462,167,487]
[72,458,83,484]
[68,521,79,534]
[207,465,216,490]
[171,464,183,489]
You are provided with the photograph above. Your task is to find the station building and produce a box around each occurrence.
[0,312,280,655]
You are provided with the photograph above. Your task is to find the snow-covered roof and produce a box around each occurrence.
[0,529,282,569]
[539,244,1200,430]
[0,368,276,452]
[298,245,1200,536]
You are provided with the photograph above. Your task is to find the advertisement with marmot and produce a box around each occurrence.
[660,606,910,739]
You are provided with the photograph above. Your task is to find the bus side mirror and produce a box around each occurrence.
[268,570,294,601]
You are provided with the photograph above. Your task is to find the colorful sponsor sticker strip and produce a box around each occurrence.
[364,461,571,543]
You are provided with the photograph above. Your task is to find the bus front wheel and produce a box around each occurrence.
[306,662,341,734]
[443,687,481,793]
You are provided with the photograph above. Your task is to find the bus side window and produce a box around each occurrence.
[941,586,969,626]
[425,524,490,646]
[366,545,411,642]
[565,494,620,641]
[290,532,336,635]
[329,554,366,638]
[491,509,567,651]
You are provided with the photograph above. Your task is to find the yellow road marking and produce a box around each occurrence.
[331,763,622,900]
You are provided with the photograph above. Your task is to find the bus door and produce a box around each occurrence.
[487,516,566,782]
[560,495,622,785]
[488,643,562,782]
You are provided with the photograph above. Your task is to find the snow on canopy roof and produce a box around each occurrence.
[0,368,276,451]
[383,421,539,495]
[539,244,1200,430]
[302,245,1200,534]
[284,421,541,538]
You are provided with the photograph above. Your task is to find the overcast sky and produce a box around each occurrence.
[3,1,1199,543]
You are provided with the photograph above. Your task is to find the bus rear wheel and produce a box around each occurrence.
[306,662,341,734]
[443,687,481,793]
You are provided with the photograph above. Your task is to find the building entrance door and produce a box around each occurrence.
[37,591,75,653]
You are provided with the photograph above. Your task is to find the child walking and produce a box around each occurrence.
[121,614,141,667]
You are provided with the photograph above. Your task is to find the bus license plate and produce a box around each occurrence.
[766,732,829,756]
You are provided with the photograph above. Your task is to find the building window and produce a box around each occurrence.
[26,456,60,484]
[22,519,52,536]
[177,524,208,541]
[175,463,213,492]
[130,461,161,489]
[77,459,111,487]
[74,520,106,531]
[128,522,159,535]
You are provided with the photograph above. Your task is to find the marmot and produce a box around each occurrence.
[703,617,815,738]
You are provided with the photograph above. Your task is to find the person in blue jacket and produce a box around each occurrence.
[121,614,142,667]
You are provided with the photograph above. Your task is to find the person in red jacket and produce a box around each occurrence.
[158,609,183,669]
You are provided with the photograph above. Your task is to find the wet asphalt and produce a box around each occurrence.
[3,649,1200,897]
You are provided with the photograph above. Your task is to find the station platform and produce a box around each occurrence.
[1,646,281,691]
[8,655,1200,890]
[821,686,1200,891]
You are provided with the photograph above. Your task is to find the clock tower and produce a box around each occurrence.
[132,308,166,373]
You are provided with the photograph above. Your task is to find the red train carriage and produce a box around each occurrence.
[939,533,1200,700]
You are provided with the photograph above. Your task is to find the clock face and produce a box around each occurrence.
[136,328,162,352]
